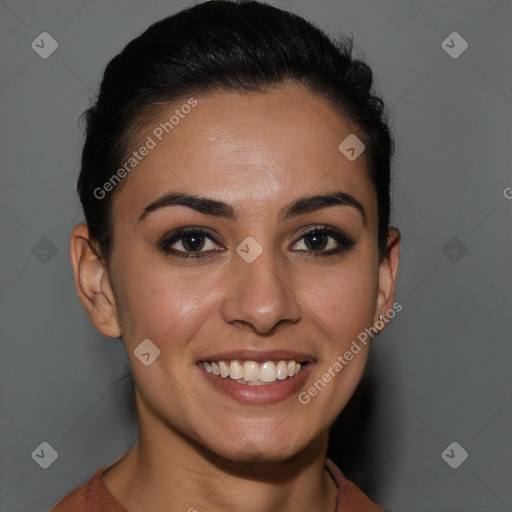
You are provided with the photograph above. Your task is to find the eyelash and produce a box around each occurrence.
[158,226,356,261]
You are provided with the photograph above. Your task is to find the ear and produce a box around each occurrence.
[69,223,121,338]
[374,227,401,331]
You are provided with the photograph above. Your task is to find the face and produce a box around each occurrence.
[81,84,399,463]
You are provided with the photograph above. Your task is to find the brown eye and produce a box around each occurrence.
[291,226,356,257]
[159,227,224,260]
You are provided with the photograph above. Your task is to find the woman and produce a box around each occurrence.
[51,1,400,510]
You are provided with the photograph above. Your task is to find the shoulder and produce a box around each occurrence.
[49,476,92,512]
[325,459,390,512]
[48,466,126,512]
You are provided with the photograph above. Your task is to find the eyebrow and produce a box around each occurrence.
[137,190,366,225]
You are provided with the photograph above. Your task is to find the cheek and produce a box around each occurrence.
[112,254,217,349]
[302,256,378,343]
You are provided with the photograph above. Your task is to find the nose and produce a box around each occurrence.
[220,246,301,335]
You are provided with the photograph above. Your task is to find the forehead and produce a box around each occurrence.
[112,84,377,226]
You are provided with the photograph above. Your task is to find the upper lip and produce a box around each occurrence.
[197,349,315,363]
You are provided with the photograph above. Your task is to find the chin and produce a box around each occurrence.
[195,422,314,467]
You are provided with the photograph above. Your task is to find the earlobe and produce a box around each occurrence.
[375,227,401,328]
[69,223,121,338]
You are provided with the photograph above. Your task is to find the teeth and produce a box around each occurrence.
[260,361,276,382]
[276,360,288,380]
[201,359,304,384]
[243,361,259,382]
[229,360,243,380]
[219,360,229,378]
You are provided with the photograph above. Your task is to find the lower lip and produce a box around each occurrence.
[197,363,314,404]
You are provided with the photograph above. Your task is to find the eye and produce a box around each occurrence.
[291,226,356,257]
[159,227,224,260]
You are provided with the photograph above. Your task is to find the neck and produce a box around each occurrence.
[102,385,338,512]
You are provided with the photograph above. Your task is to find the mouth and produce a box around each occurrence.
[196,351,315,404]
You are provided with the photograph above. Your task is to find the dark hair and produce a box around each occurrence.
[78,0,394,267]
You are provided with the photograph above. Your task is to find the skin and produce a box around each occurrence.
[70,83,400,512]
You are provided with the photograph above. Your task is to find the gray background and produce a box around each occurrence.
[1,1,511,511]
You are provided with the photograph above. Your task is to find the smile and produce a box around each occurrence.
[199,359,304,385]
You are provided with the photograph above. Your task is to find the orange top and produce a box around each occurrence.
[50,458,388,512]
